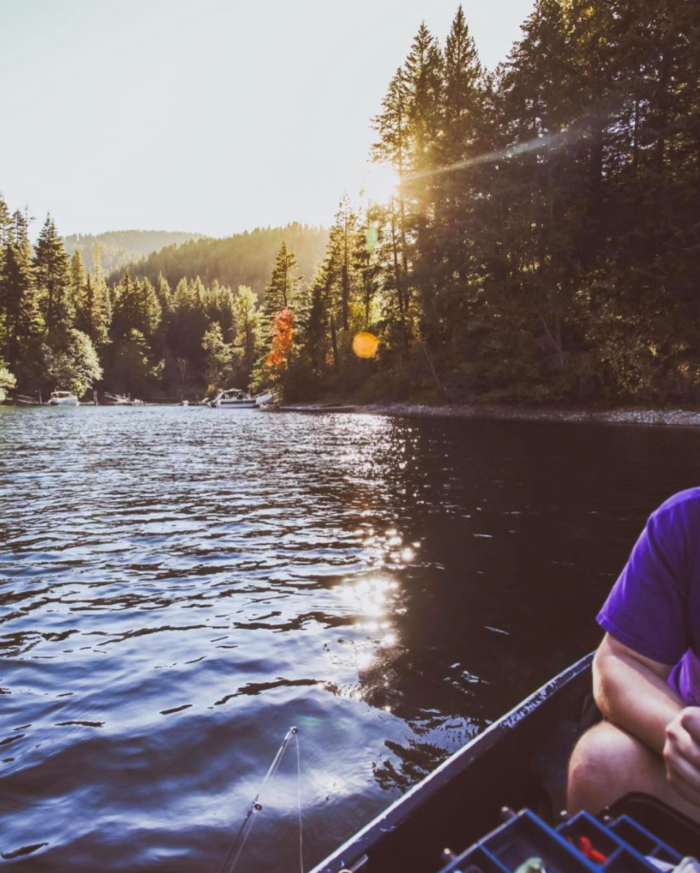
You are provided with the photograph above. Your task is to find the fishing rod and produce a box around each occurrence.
[218,725,303,873]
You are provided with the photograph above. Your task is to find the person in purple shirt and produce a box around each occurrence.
[568,489,700,821]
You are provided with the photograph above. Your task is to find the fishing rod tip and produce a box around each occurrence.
[291,726,298,734]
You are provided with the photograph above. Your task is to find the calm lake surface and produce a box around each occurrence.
[1,406,698,871]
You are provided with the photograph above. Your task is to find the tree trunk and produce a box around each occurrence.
[330,315,341,375]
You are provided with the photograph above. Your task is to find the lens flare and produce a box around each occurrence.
[353,332,379,359]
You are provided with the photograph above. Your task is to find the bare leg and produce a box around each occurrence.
[568,721,700,823]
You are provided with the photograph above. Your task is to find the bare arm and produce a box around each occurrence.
[594,633,700,805]
[593,632,681,755]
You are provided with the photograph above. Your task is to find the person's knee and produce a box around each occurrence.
[567,722,658,813]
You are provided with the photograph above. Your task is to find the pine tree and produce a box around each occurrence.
[261,242,301,329]
[372,70,411,329]
[111,271,161,339]
[0,356,15,401]
[325,196,360,332]
[403,22,444,172]
[155,272,173,319]
[69,249,86,306]
[34,215,73,338]
[92,244,112,331]
[165,276,210,378]
[0,194,11,263]
[0,210,42,368]
[206,281,236,342]
[231,285,261,387]
[353,211,382,330]
[495,0,582,379]
[431,6,486,342]
[202,322,232,389]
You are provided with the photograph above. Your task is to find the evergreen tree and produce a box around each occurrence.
[353,211,382,330]
[323,196,361,333]
[429,7,487,348]
[110,329,163,396]
[154,272,173,320]
[75,244,112,349]
[202,322,232,389]
[92,244,112,334]
[0,210,42,368]
[111,271,161,339]
[166,276,210,377]
[69,249,86,306]
[34,215,73,338]
[0,194,11,248]
[206,281,236,342]
[261,242,301,330]
[231,285,261,388]
[0,357,15,401]
[371,70,411,332]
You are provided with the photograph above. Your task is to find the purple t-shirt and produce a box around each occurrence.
[598,488,700,705]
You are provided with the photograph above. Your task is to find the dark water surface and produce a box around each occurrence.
[1,407,698,871]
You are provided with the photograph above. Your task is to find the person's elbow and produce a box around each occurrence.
[592,635,619,718]
[592,632,673,718]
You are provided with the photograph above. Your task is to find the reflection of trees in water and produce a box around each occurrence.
[345,621,490,793]
[331,417,584,794]
[373,738,451,793]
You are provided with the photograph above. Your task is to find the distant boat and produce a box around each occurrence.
[48,391,78,407]
[102,392,130,406]
[102,393,144,406]
[209,388,257,409]
[254,391,275,407]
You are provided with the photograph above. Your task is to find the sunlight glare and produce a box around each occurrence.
[363,163,400,204]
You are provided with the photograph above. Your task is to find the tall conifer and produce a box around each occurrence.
[34,215,73,338]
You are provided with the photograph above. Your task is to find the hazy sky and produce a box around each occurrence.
[2,0,534,239]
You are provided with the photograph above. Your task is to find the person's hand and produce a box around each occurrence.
[664,706,700,806]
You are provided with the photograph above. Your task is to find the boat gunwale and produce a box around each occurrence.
[310,651,594,873]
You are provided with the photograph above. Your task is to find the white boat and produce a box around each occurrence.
[102,392,130,406]
[254,392,274,407]
[48,391,79,407]
[210,388,257,409]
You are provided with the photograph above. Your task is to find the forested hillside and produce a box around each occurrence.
[114,224,329,299]
[2,0,699,406]
[65,230,205,274]
[288,0,700,404]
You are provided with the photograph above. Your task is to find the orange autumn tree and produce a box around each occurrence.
[264,307,295,382]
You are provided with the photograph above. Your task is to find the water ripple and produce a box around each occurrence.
[1,406,695,870]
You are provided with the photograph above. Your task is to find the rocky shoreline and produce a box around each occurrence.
[354,402,700,428]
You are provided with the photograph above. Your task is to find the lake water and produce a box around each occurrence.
[1,406,698,871]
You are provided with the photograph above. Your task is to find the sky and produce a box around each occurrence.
[1,0,535,239]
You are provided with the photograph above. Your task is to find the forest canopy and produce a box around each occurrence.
[112,224,329,299]
[2,0,699,405]
[64,230,206,275]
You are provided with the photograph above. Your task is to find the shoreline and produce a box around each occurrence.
[354,402,700,428]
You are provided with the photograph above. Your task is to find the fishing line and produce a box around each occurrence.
[218,726,303,873]
[295,728,304,873]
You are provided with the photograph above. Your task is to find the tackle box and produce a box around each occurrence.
[438,807,686,873]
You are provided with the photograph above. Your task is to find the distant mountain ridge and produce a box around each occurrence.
[112,223,330,297]
[64,230,206,274]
